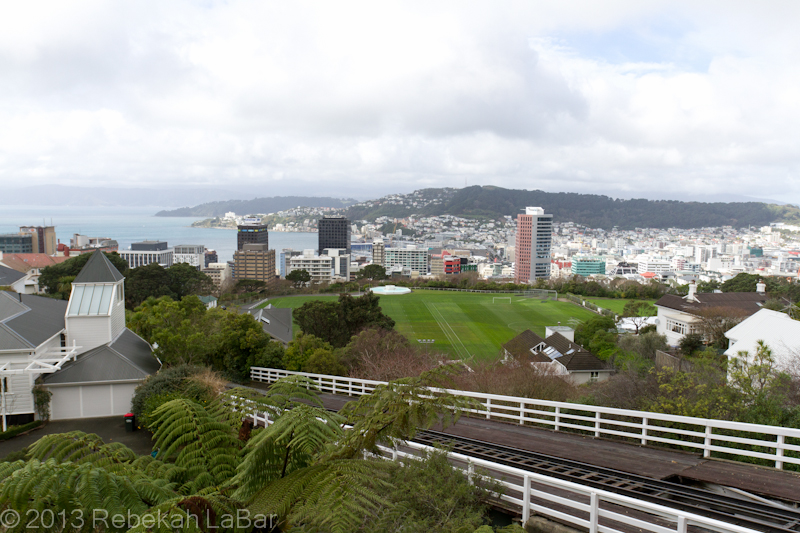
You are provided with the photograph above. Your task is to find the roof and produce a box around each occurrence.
[655,292,768,316]
[502,329,607,372]
[73,251,125,284]
[0,254,70,273]
[724,309,800,368]
[0,291,67,349]
[198,295,217,304]
[247,305,294,344]
[43,329,159,384]
[0,265,25,286]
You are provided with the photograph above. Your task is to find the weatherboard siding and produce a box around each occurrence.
[3,373,34,415]
[66,316,112,353]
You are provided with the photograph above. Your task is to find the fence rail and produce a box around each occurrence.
[250,367,800,470]
[247,398,757,533]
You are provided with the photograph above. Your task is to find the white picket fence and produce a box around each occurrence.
[247,398,758,533]
[250,367,800,470]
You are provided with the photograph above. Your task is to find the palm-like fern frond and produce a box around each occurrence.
[248,458,393,533]
[232,404,344,501]
[27,430,137,468]
[125,492,247,533]
[150,398,240,492]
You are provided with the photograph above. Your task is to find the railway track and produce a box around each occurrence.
[412,429,800,533]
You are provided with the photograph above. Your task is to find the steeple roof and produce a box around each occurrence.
[73,251,125,284]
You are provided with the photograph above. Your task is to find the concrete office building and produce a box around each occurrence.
[233,244,276,287]
[19,226,56,255]
[372,239,385,267]
[173,244,206,269]
[323,248,351,280]
[119,241,174,269]
[279,249,304,278]
[202,262,232,290]
[288,250,333,284]
[237,221,269,250]
[571,257,606,277]
[318,215,351,254]
[384,246,428,274]
[0,234,33,254]
[514,207,553,284]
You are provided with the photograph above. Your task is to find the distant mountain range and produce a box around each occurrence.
[155,196,357,217]
[344,186,800,230]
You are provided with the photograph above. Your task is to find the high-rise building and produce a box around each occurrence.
[237,221,269,250]
[514,207,553,284]
[0,234,33,254]
[204,249,218,268]
[233,243,276,287]
[19,226,56,255]
[318,215,350,254]
[372,239,385,266]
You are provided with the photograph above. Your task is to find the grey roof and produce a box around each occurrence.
[43,329,159,384]
[502,330,550,363]
[0,292,67,348]
[0,265,25,286]
[73,251,125,284]
[502,329,607,372]
[0,324,31,351]
[655,292,768,316]
[248,305,293,344]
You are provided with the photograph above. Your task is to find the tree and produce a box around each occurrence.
[619,300,656,335]
[679,333,705,356]
[283,333,334,371]
[39,252,129,298]
[167,262,215,298]
[234,278,266,294]
[574,315,616,348]
[358,264,387,280]
[294,293,396,348]
[286,268,311,288]
[125,263,176,309]
[696,306,748,349]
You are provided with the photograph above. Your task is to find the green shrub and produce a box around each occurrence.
[131,365,210,421]
[0,420,43,442]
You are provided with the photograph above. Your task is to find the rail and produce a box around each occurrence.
[250,367,800,470]
[247,403,759,533]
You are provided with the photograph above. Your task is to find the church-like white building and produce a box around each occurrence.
[0,251,160,428]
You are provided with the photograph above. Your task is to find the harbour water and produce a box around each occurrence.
[0,206,318,263]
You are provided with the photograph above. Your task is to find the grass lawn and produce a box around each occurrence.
[261,290,597,361]
[583,297,657,315]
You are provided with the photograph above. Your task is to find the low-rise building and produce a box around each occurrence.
[288,250,333,284]
[202,262,232,291]
[384,246,428,275]
[120,241,174,268]
[173,244,206,269]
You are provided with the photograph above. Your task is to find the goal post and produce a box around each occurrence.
[492,297,512,304]
[522,289,558,300]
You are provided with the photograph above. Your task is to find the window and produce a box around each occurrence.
[1,377,9,394]
[589,371,599,383]
[665,318,696,336]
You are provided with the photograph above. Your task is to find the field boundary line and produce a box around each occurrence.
[424,301,471,360]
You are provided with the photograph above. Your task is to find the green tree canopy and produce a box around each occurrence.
[286,268,311,288]
[38,252,128,298]
[358,264,387,280]
[294,292,396,347]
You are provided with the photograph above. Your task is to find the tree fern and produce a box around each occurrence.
[248,458,393,533]
[150,398,240,492]
[232,403,344,501]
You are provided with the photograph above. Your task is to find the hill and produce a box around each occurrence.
[155,196,357,217]
[346,186,800,229]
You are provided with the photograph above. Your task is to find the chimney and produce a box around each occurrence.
[756,279,766,294]
[685,280,697,302]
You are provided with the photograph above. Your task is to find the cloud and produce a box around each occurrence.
[0,1,798,202]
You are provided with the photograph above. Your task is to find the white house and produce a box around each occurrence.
[654,282,769,346]
[0,251,160,427]
[724,308,800,370]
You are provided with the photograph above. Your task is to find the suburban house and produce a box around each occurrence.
[0,251,160,427]
[724,308,800,370]
[654,282,769,346]
[502,326,612,384]
[0,265,27,294]
[0,252,71,294]
[245,304,293,345]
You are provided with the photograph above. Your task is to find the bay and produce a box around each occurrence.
[0,205,318,263]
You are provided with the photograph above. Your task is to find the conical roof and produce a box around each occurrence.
[73,251,125,284]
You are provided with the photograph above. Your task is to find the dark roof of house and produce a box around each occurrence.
[0,291,67,349]
[43,329,159,384]
[655,292,768,316]
[0,265,25,286]
[502,329,551,363]
[247,305,293,344]
[73,251,125,284]
[502,329,607,372]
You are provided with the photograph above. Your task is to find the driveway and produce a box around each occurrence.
[0,417,155,460]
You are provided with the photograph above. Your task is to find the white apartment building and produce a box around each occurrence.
[288,250,333,284]
[120,241,174,269]
[384,246,429,274]
[637,256,672,275]
[323,248,351,280]
[671,256,687,271]
[174,244,205,269]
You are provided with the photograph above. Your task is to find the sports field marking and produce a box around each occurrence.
[493,297,512,304]
[424,301,471,360]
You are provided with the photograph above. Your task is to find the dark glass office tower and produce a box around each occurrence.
[237,223,269,250]
[318,215,350,254]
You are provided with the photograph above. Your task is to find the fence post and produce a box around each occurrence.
[486,398,492,420]
[641,417,648,445]
[522,475,531,523]
[554,406,560,432]
[519,402,525,425]
[467,461,475,485]
[704,426,712,458]
[677,516,687,533]
[594,411,601,438]
[589,492,599,533]
[777,434,785,469]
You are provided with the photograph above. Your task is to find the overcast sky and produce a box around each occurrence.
[1,1,799,202]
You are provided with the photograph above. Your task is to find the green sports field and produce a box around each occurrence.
[583,297,657,315]
[260,291,598,361]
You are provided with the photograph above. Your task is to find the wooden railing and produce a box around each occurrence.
[250,367,800,470]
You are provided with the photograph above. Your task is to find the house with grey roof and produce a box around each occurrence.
[0,264,26,294]
[245,304,293,344]
[0,251,160,426]
[502,326,611,384]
